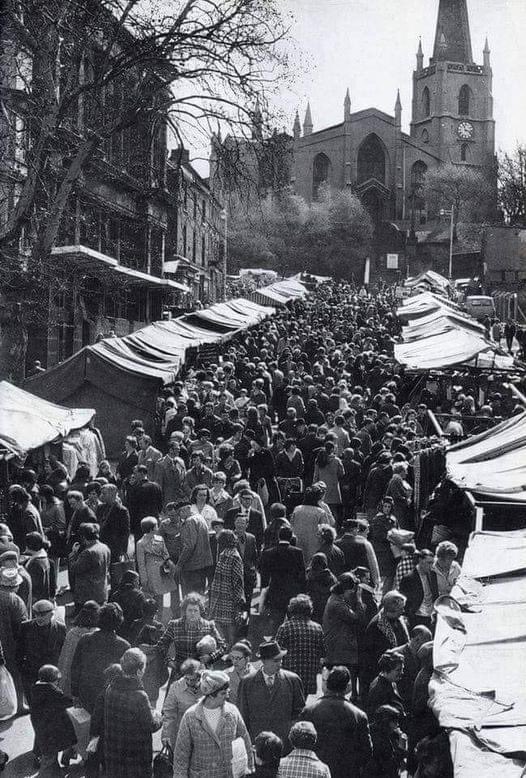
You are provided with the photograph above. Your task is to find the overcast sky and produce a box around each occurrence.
[189,0,526,174]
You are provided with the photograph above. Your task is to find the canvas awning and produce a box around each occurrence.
[430,530,526,777]
[394,329,514,371]
[405,269,451,293]
[446,411,526,502]
[249,278,308,306]
[0,381,95,459]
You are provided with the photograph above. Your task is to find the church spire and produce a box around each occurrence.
[293,109,301,140]
[432,0,473,64]
[344,88,351,120]
[416,38,423,71]
[303,102,313,136]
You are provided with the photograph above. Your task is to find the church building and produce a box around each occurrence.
[292,0,495,228]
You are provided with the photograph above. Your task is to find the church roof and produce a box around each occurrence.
[432,0,473,64]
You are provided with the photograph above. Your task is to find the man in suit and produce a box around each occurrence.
[224,488,265,552]
[127,465,163,540]
[335,519,380,589]
[259,526,306,630]
[238,640,305,750]
[97,484,130,565]
[301,665,372,778]
[399,549,439,630]
[233,513,258,617]
[116,436,139,491]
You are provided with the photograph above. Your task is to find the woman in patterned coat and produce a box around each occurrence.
[208,530,245,648]
[103,648,161,778]
[173,670,254,778]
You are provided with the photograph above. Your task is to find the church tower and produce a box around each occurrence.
[410,0,494,171]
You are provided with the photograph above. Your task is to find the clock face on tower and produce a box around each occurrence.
[458,121,474,140]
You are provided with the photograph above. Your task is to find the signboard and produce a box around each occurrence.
[386,253,399,269]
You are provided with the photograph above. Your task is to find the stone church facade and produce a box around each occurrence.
[292,0,495,229]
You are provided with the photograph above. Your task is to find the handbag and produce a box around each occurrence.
[153,743,174,778]
[257,478,269,507]
[0,666,16,720]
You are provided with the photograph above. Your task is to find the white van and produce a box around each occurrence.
[463,295,496,321]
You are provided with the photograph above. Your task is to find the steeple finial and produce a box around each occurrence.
[293,109,301,140]
[483,36,491,68]
[395,89,402,126]
[432,0,473,64]
[344,88,351,120]
[303,102,313,136]
[416,38,424,71]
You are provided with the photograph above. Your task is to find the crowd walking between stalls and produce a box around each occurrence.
[0,279,523,777]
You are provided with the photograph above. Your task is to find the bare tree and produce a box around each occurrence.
[498,145,526,225]
[0,0,290,331]
[423,163,495,229]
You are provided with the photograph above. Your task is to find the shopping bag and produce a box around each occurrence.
[0,666,16,720]
[231,737,248,778]
[153,743,173,778]
[66,706,91,758]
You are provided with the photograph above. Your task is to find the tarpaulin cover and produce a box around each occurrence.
[250,279,308,306]
[405,269,451,293]
[401,309,485,341]
[394,329,513,370]
[446,412,526,502]
[24,297,274,456]
[429,529,526,777]
[0,380,94,459]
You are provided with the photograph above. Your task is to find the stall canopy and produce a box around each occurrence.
[25,297,274,456]
[0,380,94,460]
[446,411,526,502]
[404,269,451,294]
[249,278,308,306]
[430,529,526,777]
[395,292,514,371]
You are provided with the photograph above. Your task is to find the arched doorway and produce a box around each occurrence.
[312,152,331,199]
[357,134,386,184]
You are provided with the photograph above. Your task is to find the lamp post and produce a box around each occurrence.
[440,205,455,280]
[220,208,228,301]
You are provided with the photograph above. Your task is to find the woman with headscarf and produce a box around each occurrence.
[306,553,337,623]
[323,572,366,699]
[58,600,100,695]
[208,530,245,647]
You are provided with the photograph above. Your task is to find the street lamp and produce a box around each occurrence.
[220,208,228,301]
[440,205,455,280]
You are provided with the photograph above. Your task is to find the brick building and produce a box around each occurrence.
[0,5,224,376]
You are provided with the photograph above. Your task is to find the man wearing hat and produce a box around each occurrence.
[238,640,305,750]
[277,721,331,778]
[173,670,254,778]
[16,599,66,706]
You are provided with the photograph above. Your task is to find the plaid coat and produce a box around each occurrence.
[277,748,331,778]
[209,547,245,624]
[155,616,226,671]
[103,674,161,778]
[173,700,253,778]
[275,617,324,695]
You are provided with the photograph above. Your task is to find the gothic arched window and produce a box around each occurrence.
[357,135,386,184]
[422,87,431,118]
[410,161,428,211]
[312,153,331,199]
[458,85,471,116]
[461,143,469,162]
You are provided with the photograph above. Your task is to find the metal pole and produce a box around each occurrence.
[448,204,454,280]
[222,208,228,301]
[505,383,526,406]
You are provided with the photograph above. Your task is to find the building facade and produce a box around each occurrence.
[0,5,224,377]
[292,0,495,226]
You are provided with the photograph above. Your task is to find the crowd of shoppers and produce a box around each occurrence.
[1,279,520,776]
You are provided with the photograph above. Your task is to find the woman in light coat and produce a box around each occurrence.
[313,441,345,525]
[136,516,177,611]
[173,670,254,778]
